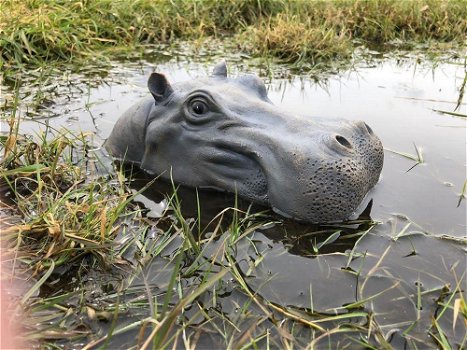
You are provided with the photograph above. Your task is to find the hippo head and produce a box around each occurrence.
[105,61,383,223]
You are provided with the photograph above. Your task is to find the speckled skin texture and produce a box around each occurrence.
[105,62,384,223]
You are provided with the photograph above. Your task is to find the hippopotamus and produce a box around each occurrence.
[105,61,383,223]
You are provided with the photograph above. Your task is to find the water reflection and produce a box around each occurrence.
[127,165,377,256]
[123,162,465,348]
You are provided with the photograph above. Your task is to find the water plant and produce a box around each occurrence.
[385,143,425,172]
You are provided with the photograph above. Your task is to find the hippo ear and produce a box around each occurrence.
[148,73,174,103]
[212,60,227,78]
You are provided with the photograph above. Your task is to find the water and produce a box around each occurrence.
[6,58,465,235]
[270,63,466,236]
[2,57,466,349]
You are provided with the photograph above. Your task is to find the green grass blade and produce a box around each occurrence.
[433,109,467,118]
[21,259,55,304]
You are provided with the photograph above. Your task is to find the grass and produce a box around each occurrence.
[457,180,467,208]
[433,109,467,118]
[1,122,149,274]
[1,117,465,348]
[1,0,466,72]
[385,143,425,172]
[1,1,466,348]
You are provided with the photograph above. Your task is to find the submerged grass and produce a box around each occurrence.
[1,0,466,71]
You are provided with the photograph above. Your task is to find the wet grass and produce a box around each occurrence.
[1,0,466,72]
[385,143,425,173]
[2,111,465,348]
[433,109,467,118]
[457,180,467,208]
[1,88,463,348]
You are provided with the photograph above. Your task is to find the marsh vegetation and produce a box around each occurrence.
[2,0,466,70]
[2,116,465,348]
[1,1,466,349]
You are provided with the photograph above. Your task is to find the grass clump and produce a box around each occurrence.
[0,114,147,273]
[243,0,467,63]
[1,0,466,70]
[0,0,280,67]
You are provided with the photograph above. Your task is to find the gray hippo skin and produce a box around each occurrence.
[105,61,383,223]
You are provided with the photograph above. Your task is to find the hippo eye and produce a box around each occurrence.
[190,101,209,115]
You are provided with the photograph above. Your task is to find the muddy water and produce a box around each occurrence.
[2,58,466,349]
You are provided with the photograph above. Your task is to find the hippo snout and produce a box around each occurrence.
[244,118,383,223]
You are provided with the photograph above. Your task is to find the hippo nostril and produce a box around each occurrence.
[335,135,352,149]
[364,122,374,135]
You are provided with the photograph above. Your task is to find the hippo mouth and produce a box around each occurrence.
[202,142,269,201]
[202,139,379,223]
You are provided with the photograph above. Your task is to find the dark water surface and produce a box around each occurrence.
[2,57,466,349]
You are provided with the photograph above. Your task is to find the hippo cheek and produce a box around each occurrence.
[200,147,269,202]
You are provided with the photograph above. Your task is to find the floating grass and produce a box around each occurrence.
[457,180,467,208]
[454,65,466,111]
[433,109,467,118]
[385,143,425,172]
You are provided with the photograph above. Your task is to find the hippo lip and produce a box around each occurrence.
[207,143,254,167]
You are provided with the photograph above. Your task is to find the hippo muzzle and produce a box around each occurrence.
[105,61,383,223]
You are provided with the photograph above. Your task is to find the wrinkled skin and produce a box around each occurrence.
[105,61,384,223]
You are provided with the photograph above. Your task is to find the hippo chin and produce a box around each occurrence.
[105,61,383,223]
